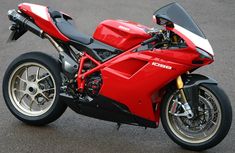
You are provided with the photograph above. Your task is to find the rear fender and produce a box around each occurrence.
[7,24,27,42]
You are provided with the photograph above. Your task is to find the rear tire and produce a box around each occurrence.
[2,52,67,126]
[161,84,232,151]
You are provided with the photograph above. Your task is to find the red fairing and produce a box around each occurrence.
[76,44,200,122]
[93,20,151,51]
[167,27,214,65]
[99,51,193,121]
[18,3,69,42]
[94,25,209,121]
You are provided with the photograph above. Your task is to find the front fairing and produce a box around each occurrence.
[154,2,214,56]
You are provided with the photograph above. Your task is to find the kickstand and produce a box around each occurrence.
[116,123,121,130]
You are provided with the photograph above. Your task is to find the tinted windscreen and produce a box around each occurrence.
[154,2,206,38]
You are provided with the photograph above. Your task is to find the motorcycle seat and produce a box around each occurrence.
[49,9,92,45]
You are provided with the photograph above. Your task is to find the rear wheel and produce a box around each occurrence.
[3,52,67,125]
[161,84,232,151]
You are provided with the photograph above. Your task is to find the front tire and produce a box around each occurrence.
[2,52,67,125]
[161,84,232,151]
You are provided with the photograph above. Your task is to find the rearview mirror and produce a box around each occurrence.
[153,15,174,28]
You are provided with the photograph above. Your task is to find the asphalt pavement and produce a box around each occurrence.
[0,0,235,153]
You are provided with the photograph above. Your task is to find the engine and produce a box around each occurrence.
[84,73,102,98]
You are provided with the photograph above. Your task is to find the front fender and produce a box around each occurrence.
[183,74,217,112]
[183,74,217,87]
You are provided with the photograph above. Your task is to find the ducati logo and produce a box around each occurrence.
[118,25,130,31]
[152,62,172,70]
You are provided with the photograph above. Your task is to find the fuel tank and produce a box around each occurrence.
[93,20,151,51]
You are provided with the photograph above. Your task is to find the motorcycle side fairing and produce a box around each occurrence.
[99,50,192,121]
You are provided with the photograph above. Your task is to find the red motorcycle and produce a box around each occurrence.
[3,2,232,151]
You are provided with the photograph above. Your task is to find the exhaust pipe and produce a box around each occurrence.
[7,10,78,79]
[8,9,43,38]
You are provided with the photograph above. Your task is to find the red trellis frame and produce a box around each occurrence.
[76,44,141,91]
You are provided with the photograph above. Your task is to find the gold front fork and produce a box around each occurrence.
[176,75,187,103]
[175,74,194,119]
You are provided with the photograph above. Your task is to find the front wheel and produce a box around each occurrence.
[2,52,67,125]
[161,84,232,151]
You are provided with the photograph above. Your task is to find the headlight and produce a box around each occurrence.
[196,48,213,59]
